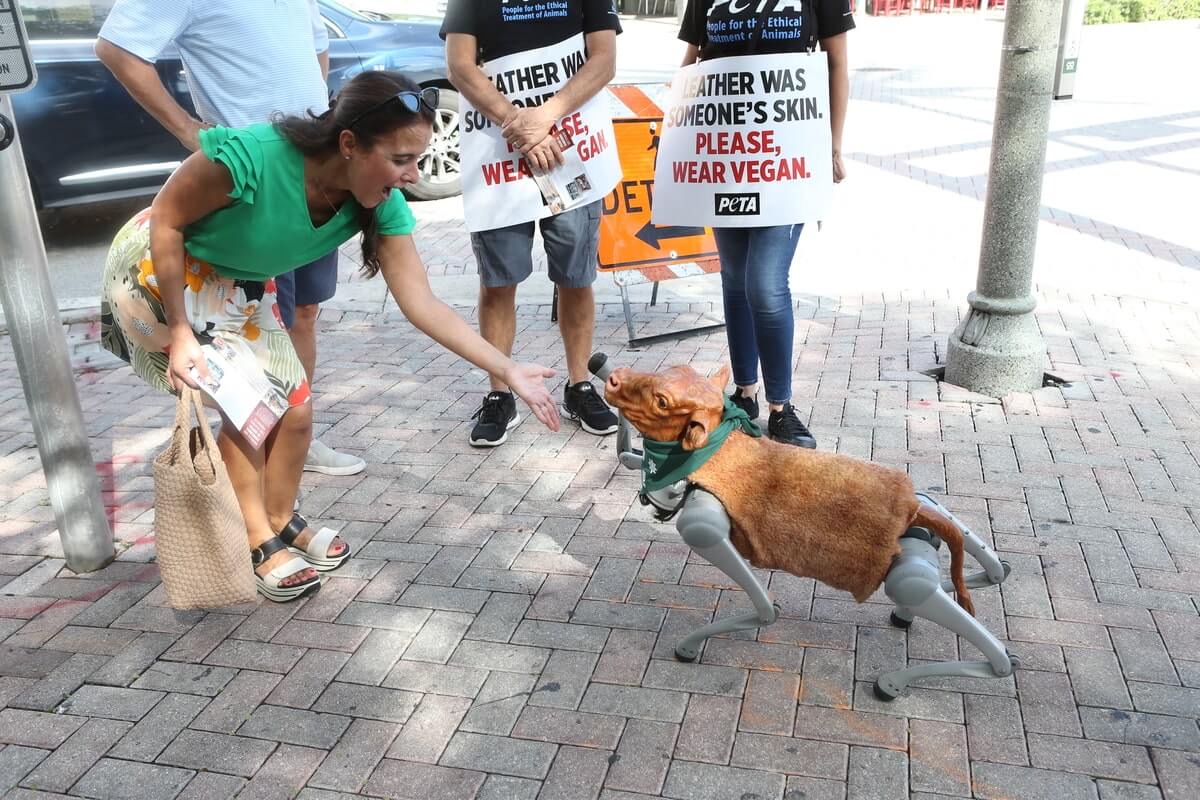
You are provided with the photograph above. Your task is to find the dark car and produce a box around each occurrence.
[13,0,461,209]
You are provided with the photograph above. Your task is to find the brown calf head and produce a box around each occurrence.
[603,364,731,450]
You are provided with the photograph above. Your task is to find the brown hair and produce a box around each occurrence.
[274,71,434,277]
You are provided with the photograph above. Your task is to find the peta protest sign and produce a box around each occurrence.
[652,52,832,228]
[459,33,622,232]
[598,116,718,272]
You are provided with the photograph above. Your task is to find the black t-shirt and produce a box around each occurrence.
[680,0,855,60]
[441,0,622,62]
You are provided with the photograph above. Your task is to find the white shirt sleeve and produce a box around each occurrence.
[97,0,194,63]
[307,0,329,54]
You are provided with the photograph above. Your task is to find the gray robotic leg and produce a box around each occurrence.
[876,525,1018,701]
[671,489,778,662]
[915,493,1011,590]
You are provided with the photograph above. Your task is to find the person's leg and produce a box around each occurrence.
[473,222,535,388]
[275,270,297,330]
[245,285,347,566]
[291,252,363,475]
[542,201,601,385]
[742,224,814,447]
[556,284,594,383]
[479,284,519,390]
[742,224,802,407]
[261,400,348,558]
[290,303,319,381]
[542,201,616,435]
[218,415,318,592]
[468,222,535,446]
[714,227,762,416]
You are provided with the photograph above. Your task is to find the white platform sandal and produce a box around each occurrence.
[278,513,351,572]
[251,537,321,602]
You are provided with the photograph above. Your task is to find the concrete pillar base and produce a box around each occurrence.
[944,308,1044,397]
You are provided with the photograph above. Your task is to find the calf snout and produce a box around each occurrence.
[604,367,633,406]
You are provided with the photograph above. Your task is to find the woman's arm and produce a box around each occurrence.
[149,152,236,388]
[376,234,561,431]
[681,44,699,67]
[820,32,849,183]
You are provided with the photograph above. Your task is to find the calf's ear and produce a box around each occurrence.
[682,413,711,452]
[710,364,732,392]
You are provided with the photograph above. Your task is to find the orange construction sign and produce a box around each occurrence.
[597,87,720,273]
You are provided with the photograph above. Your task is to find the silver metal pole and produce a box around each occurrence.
[0,94,114,572]
[944,0,1063,396]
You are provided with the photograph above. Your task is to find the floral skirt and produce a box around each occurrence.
[100,209,310,409]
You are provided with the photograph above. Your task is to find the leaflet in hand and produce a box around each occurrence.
[190,337,285,450]
[527,124,598,215]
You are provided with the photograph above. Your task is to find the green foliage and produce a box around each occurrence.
[1085,0,1200,24]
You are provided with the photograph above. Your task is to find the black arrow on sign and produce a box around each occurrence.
[635,221,706,250]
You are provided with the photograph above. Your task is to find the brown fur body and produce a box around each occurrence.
[605,365,974,615]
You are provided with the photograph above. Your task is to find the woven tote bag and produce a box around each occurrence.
[153,387,256,608]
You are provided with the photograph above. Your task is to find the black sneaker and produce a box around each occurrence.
[729,388,759,420]
[562,380,618,435]
[768,403,817,448]
[469,391,519,447]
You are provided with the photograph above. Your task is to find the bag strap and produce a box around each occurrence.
[176,386,219,453]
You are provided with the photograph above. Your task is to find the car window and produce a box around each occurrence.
[323,16,346,40]
[20,0,115,40]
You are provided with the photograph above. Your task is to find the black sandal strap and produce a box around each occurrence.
[251,536,291,566]
[278,513,307,545]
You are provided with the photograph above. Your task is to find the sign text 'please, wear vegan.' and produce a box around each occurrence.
[653,51,832,228]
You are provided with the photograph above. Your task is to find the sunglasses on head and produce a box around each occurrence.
[345,86,440,129]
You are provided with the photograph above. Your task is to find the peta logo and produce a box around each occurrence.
[708,0,804,14]
[714,193,760,216]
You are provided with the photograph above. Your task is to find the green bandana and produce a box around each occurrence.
[641,398,762,492]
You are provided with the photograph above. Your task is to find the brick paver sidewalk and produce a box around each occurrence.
[3,13,1200,800]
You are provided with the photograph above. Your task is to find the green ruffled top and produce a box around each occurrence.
[183,124,416,281]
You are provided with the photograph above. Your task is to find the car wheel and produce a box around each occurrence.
[406,87,461,201]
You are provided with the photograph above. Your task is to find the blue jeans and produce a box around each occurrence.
[714,224,804,405]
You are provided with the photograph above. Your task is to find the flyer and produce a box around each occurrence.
[191,336,284,449]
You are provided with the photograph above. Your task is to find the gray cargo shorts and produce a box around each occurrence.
[470,200,601,289]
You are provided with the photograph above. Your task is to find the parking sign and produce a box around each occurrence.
[0,0,36,93]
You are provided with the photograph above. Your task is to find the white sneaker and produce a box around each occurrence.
[304,439,366,476]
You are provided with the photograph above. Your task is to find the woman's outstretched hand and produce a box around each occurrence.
[504,362,560,432]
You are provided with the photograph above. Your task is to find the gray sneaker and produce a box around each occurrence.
[304,439,366,475]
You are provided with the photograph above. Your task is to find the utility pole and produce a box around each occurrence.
[944,0,1064,396]
[1,0,114,572]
